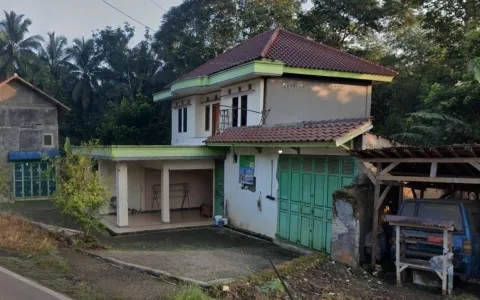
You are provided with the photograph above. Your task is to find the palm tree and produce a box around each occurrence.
[39,32,70,82]
[67,37,102,111]
[0,11,43,79]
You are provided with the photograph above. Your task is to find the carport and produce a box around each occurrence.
[349,145,480,267]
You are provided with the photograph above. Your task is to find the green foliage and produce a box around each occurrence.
[50,140,108,236]
[256,279,284,295]
[97,95,170,145]
[168,285,212,300]
[0,10,43,79]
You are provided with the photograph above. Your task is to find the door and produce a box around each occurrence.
[214,160,225,216]
[212,104,220,135]
[277,155,356,253]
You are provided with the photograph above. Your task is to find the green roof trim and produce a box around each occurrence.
[72,145,227,161]
[283,67,394,82]
[153,60,284,101]
[153,60,393,101]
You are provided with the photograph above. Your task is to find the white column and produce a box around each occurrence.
[116,162,129,227]
[161,164,170,223]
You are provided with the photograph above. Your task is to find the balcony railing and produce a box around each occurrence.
[216,107,270,133]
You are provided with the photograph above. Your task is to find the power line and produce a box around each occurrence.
[101,0,155,31]
[150,0,167,12]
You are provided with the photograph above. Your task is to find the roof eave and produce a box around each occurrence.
[283,66,395,82]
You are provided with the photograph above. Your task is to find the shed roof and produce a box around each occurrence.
[350,145,480,187]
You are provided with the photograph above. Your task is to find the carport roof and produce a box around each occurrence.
[72,145,227,161]
[349,145,480,186]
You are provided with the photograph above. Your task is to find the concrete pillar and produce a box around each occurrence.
[116,162,129,227]
[161,164,170,223]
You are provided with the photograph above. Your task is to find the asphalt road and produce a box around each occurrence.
[0,266,72,300]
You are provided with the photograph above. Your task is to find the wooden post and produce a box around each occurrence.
[442,229,448,295]
[395,225,401,286]
[371,163,382,268]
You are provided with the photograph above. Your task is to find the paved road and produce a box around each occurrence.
[0,266,72,300]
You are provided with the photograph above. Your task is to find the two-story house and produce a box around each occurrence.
[92,29,396,253]
[0,74,70,202]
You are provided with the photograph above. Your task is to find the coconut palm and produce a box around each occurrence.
[67,37,102,111]
[0,10,43,79]
[39,32,70,82]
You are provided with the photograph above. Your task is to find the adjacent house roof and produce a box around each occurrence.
[205,118,372,146]
[172,28,397,85]
[0,74,71,114]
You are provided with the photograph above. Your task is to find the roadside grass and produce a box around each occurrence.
[168,285,213,300]
[0,215,57,253]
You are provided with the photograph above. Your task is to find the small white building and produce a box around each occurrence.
[92,28,397,253]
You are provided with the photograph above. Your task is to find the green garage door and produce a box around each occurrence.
[277,155,356,253]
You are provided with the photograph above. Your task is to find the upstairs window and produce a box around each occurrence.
[178,107,188,133]
[240,95,248,126]
[232,97,238,127]
[205,105,210,131]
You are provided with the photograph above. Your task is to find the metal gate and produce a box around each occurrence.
[277,155,356,253]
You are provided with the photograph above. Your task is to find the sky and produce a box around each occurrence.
[0,0,313,46]
[0,0,183,45]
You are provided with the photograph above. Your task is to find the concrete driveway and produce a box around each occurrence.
[95,227,299,282]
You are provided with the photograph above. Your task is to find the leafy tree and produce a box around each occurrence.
[237,0,304,39]
[0,10,43,79]
[51,140,108,236]
[97,95,170,145]
[67,38,102,111]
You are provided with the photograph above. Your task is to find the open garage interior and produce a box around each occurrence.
[98,159,215,234]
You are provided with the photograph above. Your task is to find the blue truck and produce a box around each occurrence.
[393,199,480,279]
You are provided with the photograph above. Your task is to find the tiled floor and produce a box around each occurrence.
[102,210,212,234]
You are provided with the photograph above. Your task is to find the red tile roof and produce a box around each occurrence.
[172,28,397,85]
[205,118,371,144]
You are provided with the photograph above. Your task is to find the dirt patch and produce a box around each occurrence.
[60,250,176,299]
[226,258,480,300]
[0,249,177,300]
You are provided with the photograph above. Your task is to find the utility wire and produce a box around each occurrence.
[101,0,154,31]
[150,0,167,12]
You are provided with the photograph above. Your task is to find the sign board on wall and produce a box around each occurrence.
[239,155,255,185]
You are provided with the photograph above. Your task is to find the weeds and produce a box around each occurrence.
[168,285,213,300]
[0,215,57,253]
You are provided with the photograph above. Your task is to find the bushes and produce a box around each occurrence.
[50,139,108,236]
[169,286,213,300]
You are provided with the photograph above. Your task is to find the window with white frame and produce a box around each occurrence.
[231,95,248,127]
[42,133,54,147]
[177,107,188,133]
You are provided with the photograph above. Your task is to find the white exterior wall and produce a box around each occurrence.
[224,147,347,239]
[196,91,221,138]
[220,79,264,127]
[171,95,203,145]
[98,160,116,215]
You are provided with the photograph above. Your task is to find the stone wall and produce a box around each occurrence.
[331,185,373,267]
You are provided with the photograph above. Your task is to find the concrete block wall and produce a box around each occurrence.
[331,185,373,267]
